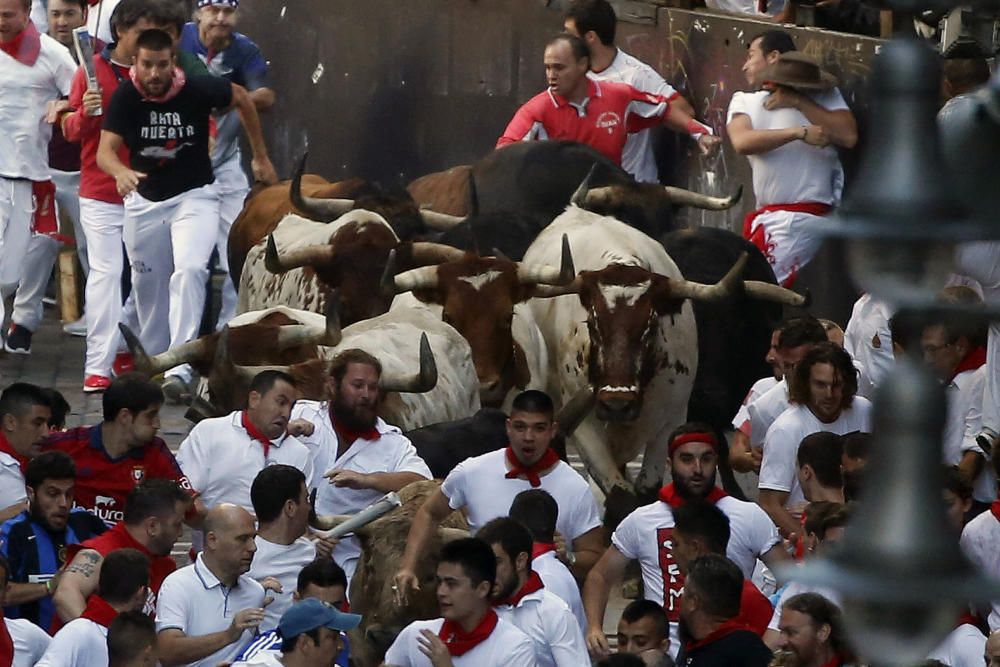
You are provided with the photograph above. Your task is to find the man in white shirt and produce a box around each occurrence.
[155,504,268,667]
[107,611,159,667]
[247,464,336,632]
[774,593,850,667]
[384,538,536,667]
[177,370,314,515]
[0,383,52,519]
[508,489,586,633]
[478,517,588,667]
[562,0,697,183]
[231,597,360,667]
[394,390,603,603]
[0,553,51,667]
[290,349,432,584]
[961,454,1000,632]
[0,0,76,337]
[796,432,845,504]
[37,548,149,667]
[759,342,873,537]
[844,294,895,392]
[727,30,857,287]
[582,424,786,660]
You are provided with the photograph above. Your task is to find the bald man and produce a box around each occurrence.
[155,505,268,667]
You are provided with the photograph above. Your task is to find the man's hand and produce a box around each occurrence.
[325,469,373,490]
[393,568,420,606]
[45,99,71,124]
[418,629,454,667]
[697,134,722,155]
[312,534,339,560]
[81,89,103,116]
[286,419,315,437]
[763,86,802,111]
[586,624,611,659]
[228,607,267,640]
[114,170,147,197]
[730,446,763,474]
[801,125,830,147]
[259,576,282,605]
[251,155,278,185]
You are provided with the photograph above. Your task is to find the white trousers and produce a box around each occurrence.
[0,178,35,326]
[213,155,249,330]
[52,169,87,275]
[746,210,826,287]
[123,183,220,379]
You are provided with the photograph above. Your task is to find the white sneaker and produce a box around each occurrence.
[62,317,87,337]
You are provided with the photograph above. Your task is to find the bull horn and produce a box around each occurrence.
[440,527,471,543]
[743,280,811,307]
[409,241,467,265]
[264,233,336,274]
[531,275,584,299]
[118,323,209,376]
[217,326,290,383]
[380,333,438,393]
[663,184,743,211]
[555,388,595,438]
[291,152,355,221]
[516,234,575,286]
[275,293,344,350]
[419,207,467,231]
[184,396,222,424]
[671,252,748,302]
[310,514,352,531]
[570,163,600,207]
[393,266,440,294]
[491,247,513,263]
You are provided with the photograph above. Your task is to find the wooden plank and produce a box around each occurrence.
[612,0,660,23]
[880,10,893,38]
[57,249,82,323]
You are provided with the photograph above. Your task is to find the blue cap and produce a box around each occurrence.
[277,599,362,639]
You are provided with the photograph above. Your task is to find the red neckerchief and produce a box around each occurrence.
[957,610,980,628]
[438,609,499,657]
[499,571,545,607]
[331,413,380,448]
[990,500,1000,524]
[0,20,41,66]
[685,618,750,652]
[80,595,119,628]
[128,65,186,103]
[818,656,845,667]
[0,608,13,667]
[658,483,728,509]
[532,542,557,559]
[0,433,29,473]
[242,411,274,458]
[951,346,987,383]
[504,446,560,487]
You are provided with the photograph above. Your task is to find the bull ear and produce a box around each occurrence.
[649,274,685,316]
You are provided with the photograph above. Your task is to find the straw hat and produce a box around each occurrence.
[760,51,838,90]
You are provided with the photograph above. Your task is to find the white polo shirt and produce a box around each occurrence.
[290,400,432,583]
[732,376,780,432]
[759,399,873,508]
[948,367,996,503]
[844,294,895,392]
[746,379,790,447]
[383,616,536,667]
[34,617,105,667]
[246,535,317,632]
[156,553,267,667]
[0,452,26,509]
[961,509,1000,631]
[176,411,314,513]
[8,617,51,667]
[0,31,76,180]
[495,587,588,667]
[532,551,586,633]
[441,449,602,538]
[927,623,986,666]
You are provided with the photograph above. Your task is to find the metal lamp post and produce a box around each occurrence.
[784,34,1000,667]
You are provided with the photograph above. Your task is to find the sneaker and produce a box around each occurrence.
[162,376,192,404]
[3,324,32,355]
[83,375,111,393]
[62,317,87,337]
[112,352,135,376]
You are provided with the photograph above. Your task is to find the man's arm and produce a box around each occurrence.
[959,451,985,486]
[763,87,857,148]
[727,113,828,155]
[497,98,545,148]
[757,489,799,538]
[581,546,630,659]
[157,611,262,667]
[6,581,51,606]
[569,526,603,580]
[759,541,793,583]
[326,470,427,494]
[728,429,762,474]
[53,548,102,621]
[0,502,27,524]
[393,489,454,603]
[97,130,146,197]
[228,83,277,184]
[248,87,275,111]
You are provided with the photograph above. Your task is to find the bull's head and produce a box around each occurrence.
[385,235,575,407]
[535,254,748,422]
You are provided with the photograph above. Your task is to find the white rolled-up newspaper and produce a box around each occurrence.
[72,27,102,116]
[314,491,402,539]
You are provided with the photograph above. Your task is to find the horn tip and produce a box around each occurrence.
[559,234,575,282]
[264,234,284,274]
[800,288,812,309]
[419,332,438,390]
[380,248,399,295]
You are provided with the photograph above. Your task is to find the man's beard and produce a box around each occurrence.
[30,505,63,532]
[675,470,718,499]
[493,574,520,603]
[330,394,377,431]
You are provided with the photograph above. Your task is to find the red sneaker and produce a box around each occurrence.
[83,375,111,393]
[112,352,135,376]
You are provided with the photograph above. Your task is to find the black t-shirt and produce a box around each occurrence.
[103,74,233,201]
[676,630,773,667]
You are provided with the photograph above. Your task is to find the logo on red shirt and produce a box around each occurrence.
[132,466,145,482]
[656,527,683,622]
[595,111,621,135]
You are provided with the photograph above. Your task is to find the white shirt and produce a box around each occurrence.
[246,535,317,632]
[727,89,847,208]
[961,509,1000,631]
[948,367,996,503]
[441,448,602,538]
[156,553,267,667]
[588,49,678,183]
[383,616,536,667]
[86,0,121,44]
[35,617,106,667]
[8,617,51,667]
[176,411,314,513]
[532,550,586,633]
[705,0,785,17]
[927,623,986,667]
[747,379,790,447]
[843,294,895,391]
[759,399,873,508]
[612,496,781,657]
[732,376,780,431]
[0,31,76,180]
[290,400,432,583]
[495,587,588,667]
[0,452,27,508]
[232,652,282,667]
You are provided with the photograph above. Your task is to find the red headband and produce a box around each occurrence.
[668,431,718,456]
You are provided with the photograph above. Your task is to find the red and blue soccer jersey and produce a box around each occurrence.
[496,79,671,166]
[42,425,193,526]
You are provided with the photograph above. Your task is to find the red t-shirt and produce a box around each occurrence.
[496,79,670,165]
[42,425,192,525]
[739,579,774,636]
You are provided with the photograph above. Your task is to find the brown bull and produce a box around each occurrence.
[406,165,473,217]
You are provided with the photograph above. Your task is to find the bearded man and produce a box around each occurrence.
[290,349,432,585]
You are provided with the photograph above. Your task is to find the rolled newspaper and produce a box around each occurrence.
[314,491,402,539]
[72,27,102,116]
